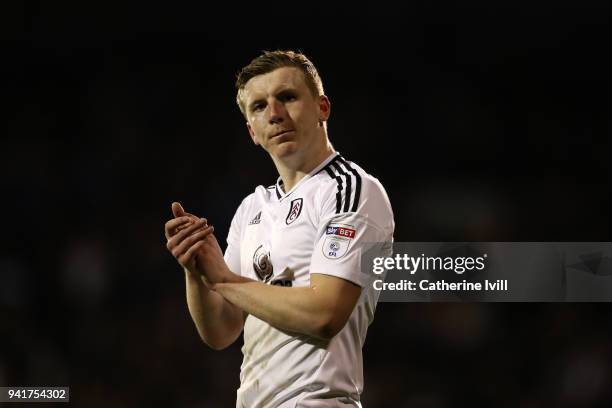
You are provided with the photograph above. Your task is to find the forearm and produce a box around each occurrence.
[213,277,345,340]
[185,270,244,350]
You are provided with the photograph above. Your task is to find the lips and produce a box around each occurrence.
[271,129,294,138]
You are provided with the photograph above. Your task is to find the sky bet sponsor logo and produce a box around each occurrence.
[326,226,356,239]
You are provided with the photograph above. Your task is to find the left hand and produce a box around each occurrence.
[194,231,233,288]
[171,202,234,287]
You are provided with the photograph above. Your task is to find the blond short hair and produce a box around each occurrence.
[235,50,324,116]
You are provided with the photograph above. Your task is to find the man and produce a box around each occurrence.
[165,50,394,407]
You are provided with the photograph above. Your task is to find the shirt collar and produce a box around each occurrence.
[275,152,340,200]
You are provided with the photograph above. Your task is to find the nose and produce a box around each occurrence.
[268,99,285,124]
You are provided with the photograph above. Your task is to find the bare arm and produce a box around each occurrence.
[165,203,244,350]
[184,269,244,350]
[193,230,362,340]
[168,203,361,343]
[214,272,361,340]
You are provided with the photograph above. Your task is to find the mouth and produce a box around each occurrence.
[271,129,295,138]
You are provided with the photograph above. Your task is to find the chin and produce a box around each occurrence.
[272,142,299,158]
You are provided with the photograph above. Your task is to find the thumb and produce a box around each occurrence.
[172,202,186,218]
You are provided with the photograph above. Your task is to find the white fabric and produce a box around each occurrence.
[224,152,394,408]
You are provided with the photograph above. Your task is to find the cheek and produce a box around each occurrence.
[288,104,311,123]
[249,119,263,135]
[252,131,263,144]
[255,129,270,145]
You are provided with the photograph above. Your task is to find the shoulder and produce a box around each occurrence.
[315,155,392,210]
[312,155,394,236]
[342,158,390,203]
[233,183,277,218]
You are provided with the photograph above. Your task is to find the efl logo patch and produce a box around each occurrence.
[323,236,350,259]
[286,198,303,225]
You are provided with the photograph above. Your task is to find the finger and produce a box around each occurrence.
[174,220,209,243]
[171,226,215,259]
[177,217,207,232]
[165,216,196,239]
[172,202,205,228]
[167,220,208,251]
[172,202,186,218]
[166,220,206,251]
[182,210,199,219]
[174,206,200,222]
[178,240,205,267]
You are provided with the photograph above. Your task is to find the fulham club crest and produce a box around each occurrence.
[286,198,303,225]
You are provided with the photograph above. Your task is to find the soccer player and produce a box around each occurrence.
[164,51,394,407]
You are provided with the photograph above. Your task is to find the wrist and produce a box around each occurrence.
[184,268,205,284]
[220,267,243,284]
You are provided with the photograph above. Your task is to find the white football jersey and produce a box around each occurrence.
[224,152,394,408]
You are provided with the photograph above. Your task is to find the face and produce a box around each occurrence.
[242,67,330,160]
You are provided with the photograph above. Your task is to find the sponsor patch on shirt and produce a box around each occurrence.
[252,244,273,282]
[323,223,355,259]
[326,225,357,239]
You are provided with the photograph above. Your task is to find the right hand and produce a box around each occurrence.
[165,202,215,275]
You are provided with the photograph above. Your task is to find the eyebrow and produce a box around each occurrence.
[248,99,265,111]
[247,86,299,111]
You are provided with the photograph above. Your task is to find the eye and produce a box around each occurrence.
[252,103,265,112]
[279,92,297,102]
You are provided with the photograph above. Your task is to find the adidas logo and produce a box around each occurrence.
[248,211,262,225]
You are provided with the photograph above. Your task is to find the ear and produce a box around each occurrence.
[246,122,259,145]
[318,95,331,123]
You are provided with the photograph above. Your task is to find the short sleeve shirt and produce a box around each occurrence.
[224,152,394,408]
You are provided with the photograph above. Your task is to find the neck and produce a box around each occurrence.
[273,138,335,193]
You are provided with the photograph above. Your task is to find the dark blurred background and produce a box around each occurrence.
[2,2,612,407]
